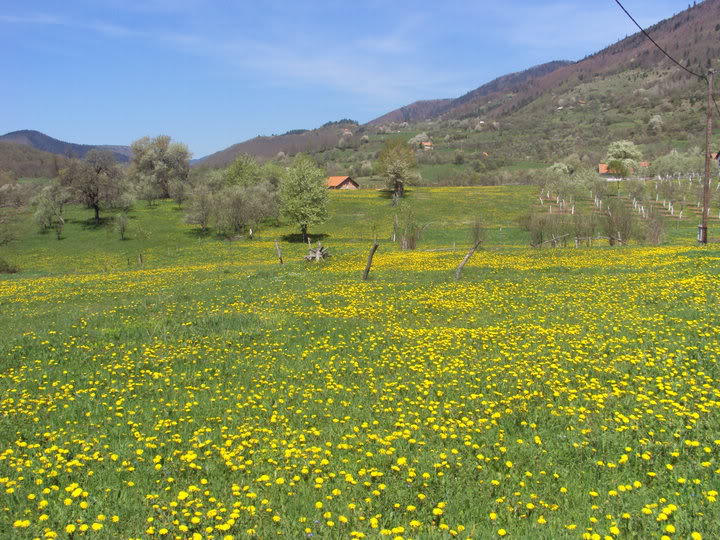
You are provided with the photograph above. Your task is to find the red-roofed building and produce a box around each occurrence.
[598,162,650,175]
[326,176,359,190]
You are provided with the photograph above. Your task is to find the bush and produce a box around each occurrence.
[603,199,635,245]
[642,208,665,245]
[115,213,129,240]
[395,203,425,250]
[0,258,19,274]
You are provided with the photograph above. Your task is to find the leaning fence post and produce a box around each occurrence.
[454,240,482,281]
[362,242,379,281]
[275,241,283,265]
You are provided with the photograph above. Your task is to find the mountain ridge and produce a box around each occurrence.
[0,130,132,163]
[367,61,574,125]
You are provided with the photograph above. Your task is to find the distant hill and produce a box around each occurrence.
[198,121,360,168]
[0,142,68,179]
[0,130,132,163]
[368,99,454,126]
[369,1,720,127]
[367,61,572,125]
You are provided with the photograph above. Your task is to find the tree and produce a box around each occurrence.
[649,149,703,177]
[129,135,190,202]
[280,155,328,242]
[215,182,278,237]
[0,209,16,247]
[33,182,71,239]
[648,114,664,134]
[168,179,188,207]
[115,212,129,240]
[0,170,15,186]
[225,154,262,187]
[408,132,430,149]
[604,198,635,245]
[376,137,416,203]
[59,151,122,224]
[185,185,214,233]
[605,140,642,178]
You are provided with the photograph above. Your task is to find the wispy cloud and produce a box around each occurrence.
[0,9,457,101]
[0,12,138,37]
[453,1,674,58]
[356,14,425,55]
[0,14,65,25]
[101,0,205,14]
[238,43,458,101]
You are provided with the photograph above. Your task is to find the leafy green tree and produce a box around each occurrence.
[280,155,328,242]
[115,212,129,240]
[0,209,15,248]
[0,170,15,186]
[548,162,572,176]
[261,162,286,190]
[129,135,190,202]
[649,149,703,177]
[376,138,416,202]
[648,114,664,134]
[185,185,214,233]
[605,140,642,178]
[33,182,71,239]
[215,181,278,238]
[225,154,262,187]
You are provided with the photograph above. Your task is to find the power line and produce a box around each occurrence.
[713,94,720,119]
[612,1,720,120]
[613,0,705,80]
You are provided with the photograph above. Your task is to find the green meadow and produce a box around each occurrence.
[1,186,718,540]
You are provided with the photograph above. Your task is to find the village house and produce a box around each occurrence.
[421,141,434,151]
[326,176,359,190]
[598,162,650,175]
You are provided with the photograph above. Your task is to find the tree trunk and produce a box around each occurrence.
[301,224,308,243]
[55,217,64,240]
[392,181,404,205]
[94,204,100,224]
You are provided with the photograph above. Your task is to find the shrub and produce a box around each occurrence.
[0,258,19,274]
[115,213,129,240]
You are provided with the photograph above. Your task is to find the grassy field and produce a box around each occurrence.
[1,187,719,539]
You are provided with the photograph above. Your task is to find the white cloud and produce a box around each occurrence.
[0,9,458,101]
[0,14,65,25]
[0,12,138,37]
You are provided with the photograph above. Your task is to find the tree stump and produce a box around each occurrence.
[305,243,330,262]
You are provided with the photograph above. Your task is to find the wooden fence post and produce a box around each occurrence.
[363,242,379,281]
[275,241,283,265]
[454,240,482,280]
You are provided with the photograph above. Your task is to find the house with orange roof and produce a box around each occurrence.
[326,176,359,190]
[421,141,434,151]
[598,162,650,176]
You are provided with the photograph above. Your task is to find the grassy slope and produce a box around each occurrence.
[2,187,536,276]
[1,187,719,539]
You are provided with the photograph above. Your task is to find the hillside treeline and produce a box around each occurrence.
[0,142,67,179]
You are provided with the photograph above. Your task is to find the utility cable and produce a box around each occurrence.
[613,0,706,79]
[613,0,720,117]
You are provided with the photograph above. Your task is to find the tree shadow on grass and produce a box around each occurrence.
[184,228,213,239]
[378,189,413,201]
[69,217,113,230]
[281,233,330,243]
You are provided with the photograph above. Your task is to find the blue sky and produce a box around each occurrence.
[1,0,688,157]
